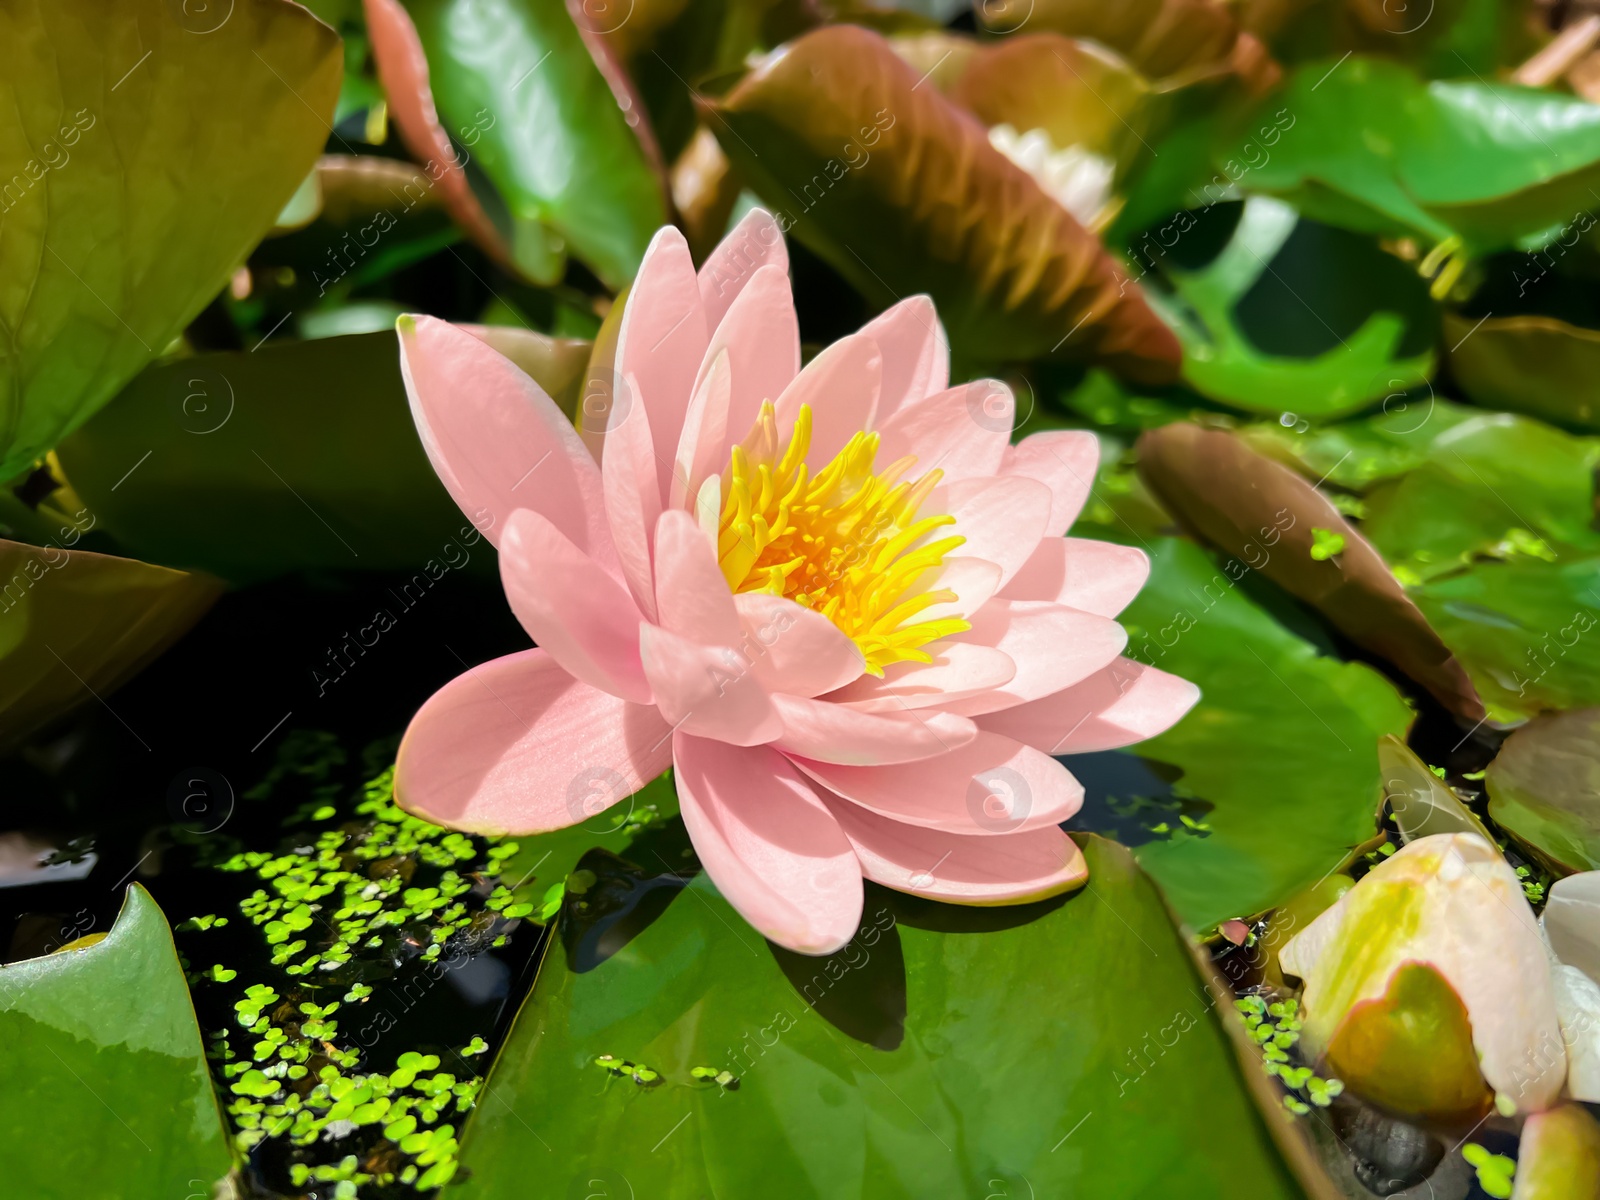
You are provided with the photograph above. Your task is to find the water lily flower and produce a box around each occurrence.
[391,210,1197,954]
[1281,833,1566,1119]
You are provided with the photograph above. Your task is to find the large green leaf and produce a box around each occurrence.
[0,0,342,481]
[1149,197,1434,416]
[56,329,583,581]
[1189,57,1600,255]
[704,24,1183,382]
[0,885,233,1199]
[1405,557,1600,722]
[456,837,1305,1199]
[0,539,220,751]
[381,0,668,289]
[1113,537,1412,929]
[1348,410,1600,721]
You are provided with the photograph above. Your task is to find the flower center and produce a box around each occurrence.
[715,401,970,675]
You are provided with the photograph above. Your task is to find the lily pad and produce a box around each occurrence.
[56,329,583,581]
[975,0,1243,82]
[1445,312,1600,434]
[1200,57,1600,255]
[0,539,220,751]
[1486,707,1600,874]
[0,0,342,480]
[1147,197,1435,417]
[0,885,232,1199]
[1112,537,1413,930]
[455,837,1305,1198]
[1378,735,1494,845]
[369,0,668,289]
[703,24,1183,382]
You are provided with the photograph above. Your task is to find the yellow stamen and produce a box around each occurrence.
[717,401,970,675]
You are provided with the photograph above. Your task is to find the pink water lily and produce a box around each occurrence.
[393,210,1198,955]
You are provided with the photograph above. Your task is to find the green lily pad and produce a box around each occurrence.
[0,539,220,752]
[703,24,1183,382]
[1445,312,1600,434]
[1485,707,1600,874]
[384,0,668,289]
[1114,537,1413,929]
[1149,197,1435,417]
[1234,397,1481,492]
[1208,57,1600,255]
[0,885,232,1199]
[455,837,1305,1198]
[0,0,342,481]
[55,330,581,582]
[1406,557,1600,722]
[1360,414,1600,582]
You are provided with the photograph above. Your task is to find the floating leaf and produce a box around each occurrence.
[704,24,1182,381]
[1146,197,1434,417]
[1378,735,1494,845]
[367,0,668,289]
[1446,312,1600,434]
[0,886,232,1198]
[455,838,1306,1198]
[1486,707,1600,874]
[1137,422,1481,720]
[56,328,583,581]
[1107,537,1413,930]
[0,0,341,481]
[975,0,1244,81]
[0,540,219,751]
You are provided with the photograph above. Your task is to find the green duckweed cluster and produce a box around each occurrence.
[178,734,535,1195]
[1463,1142,1516,1198]
[1233,995,1344,1116]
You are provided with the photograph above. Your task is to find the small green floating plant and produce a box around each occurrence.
[177,733,542,1194]
[1233,995,1344,1117]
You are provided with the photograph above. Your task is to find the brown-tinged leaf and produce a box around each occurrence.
[976,0,1240,80]
[948,33,1153,159]
[308,154,444,226]
[1445,312,1600,434]
[672,127,743,262]
[1377,734,1495,845]
[1136,422,1484,721]
[887,31,980,94]
[0,542,220,750]
[703,25,1181,381]
[1486,707,1600,875]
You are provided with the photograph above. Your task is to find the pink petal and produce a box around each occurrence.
[610,227,709,490]
[828,642,1016,711]
[860,296,948,426]
[772,334,882,466]
[396,648,671,835]
[669,349,731,510]
[674,734,862,955]
[772,695,977,765]
[653,509,740,647]
[600,371,661,621]
[364,0,507,268]
[978,658,1200,754]
[874,380,1012,483]
[943,600,1128,717]
[1003,430,1100,536]
[1000,538,1151,618]
[500,510,651,703]
[733,593,866,697]
[795,732,1083,835]
[398,315,615,565]
[697,208,790,329]
[638,622,782,746]
[937,475,1054,591]
[698,263,801,443]
[822,795,1089,903]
